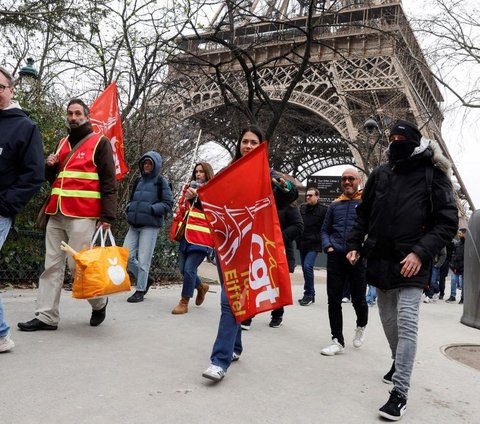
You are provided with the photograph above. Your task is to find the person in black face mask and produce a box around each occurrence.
[346,119,458,421]
[388,120,423,162]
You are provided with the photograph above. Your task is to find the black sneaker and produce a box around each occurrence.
[127,291,145,303]
[241,318,252,331]
[445,296,456,303]
[298,295,315,306]
[17,318,58,332]
[269,317,283,328]
[383,361,395,384]
[90,299,108,327]
[378,388,407,421]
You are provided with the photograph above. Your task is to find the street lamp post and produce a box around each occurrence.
[16,57,40,108]
[19,57,39,80]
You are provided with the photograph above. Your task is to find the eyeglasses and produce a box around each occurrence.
[341,176,357,182]
[306,194,316,198]
[0,84,12,93]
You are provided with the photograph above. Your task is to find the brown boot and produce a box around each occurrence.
[195,282,210,306]
[172,297,189,314]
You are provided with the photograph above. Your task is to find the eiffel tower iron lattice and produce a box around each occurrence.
[162,0,474,213]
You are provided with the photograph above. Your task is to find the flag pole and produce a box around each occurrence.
[168,129,203,242]
[189,129,202,173]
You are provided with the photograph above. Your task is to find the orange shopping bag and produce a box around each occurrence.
[70,228,131,299]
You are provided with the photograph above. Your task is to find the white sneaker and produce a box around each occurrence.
[423,296,432,303]
[0,332,15,353]
[321,338,345,356]
[202,364,226,381]
[432,293,440,302]
[353,326,366,348]
[341,297,351,303]
[231,352,241,362]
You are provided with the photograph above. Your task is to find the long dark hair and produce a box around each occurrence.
[233,125,264,162]
[191,162,214,182]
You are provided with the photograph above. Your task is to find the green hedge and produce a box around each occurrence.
[0,228,180,285]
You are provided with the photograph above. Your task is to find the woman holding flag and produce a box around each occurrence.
[202,125,299,382]
[171,162,215,314]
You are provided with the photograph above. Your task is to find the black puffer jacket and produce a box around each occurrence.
[278,204,304,273]
[347,139,458,289]
[450,237,465,274]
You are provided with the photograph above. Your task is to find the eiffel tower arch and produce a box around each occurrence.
[163,0,474,213]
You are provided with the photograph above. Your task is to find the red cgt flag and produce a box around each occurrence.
[89,82,129,180]
[197,143,292,322]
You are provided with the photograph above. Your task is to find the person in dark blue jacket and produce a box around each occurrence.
[320,168,368,356]
[0,66,44,352]
[124,151,173,303]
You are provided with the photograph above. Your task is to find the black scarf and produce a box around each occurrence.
[389,140,417,162]
[68,122,93,146]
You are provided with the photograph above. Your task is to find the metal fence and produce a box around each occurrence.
[0,227,181,285]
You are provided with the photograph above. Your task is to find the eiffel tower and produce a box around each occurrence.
[163,0,474,213]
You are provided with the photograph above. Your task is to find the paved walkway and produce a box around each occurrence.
[1,263,479,423]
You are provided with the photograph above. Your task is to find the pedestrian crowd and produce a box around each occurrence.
[0,65,466,422]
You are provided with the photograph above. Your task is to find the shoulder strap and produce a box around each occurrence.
[59,133,98,172]
[156,175,165,201]
[130,177,141,201]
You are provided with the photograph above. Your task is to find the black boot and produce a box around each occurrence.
[127,291,145,303]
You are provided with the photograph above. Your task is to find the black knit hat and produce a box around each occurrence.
[389,120,422,145]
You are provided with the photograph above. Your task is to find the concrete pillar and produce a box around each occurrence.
[461,209,480,329]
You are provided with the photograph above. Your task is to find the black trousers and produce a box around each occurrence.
[326,251,368,346]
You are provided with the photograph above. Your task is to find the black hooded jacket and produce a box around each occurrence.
[0,107,44,217]
[346,139,458,289]
[450,237,465,274]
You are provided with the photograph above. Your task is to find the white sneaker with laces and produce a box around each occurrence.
[0,332,15,353]
[321,338,345,356]
[202,364,226,381]
[353,326,366,348]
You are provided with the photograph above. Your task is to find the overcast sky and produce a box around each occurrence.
[402,0,480,211]
[200,0,479,211]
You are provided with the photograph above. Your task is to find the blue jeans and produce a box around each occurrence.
[366,285,377,305]
[300,250,318,297]
[210,285,243,371]
[178,250,207,298]
[426,266,441,297]
[0,216,13,337]
[377,286,423,398]
[123,226,159,291]
[450,272,464,297]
